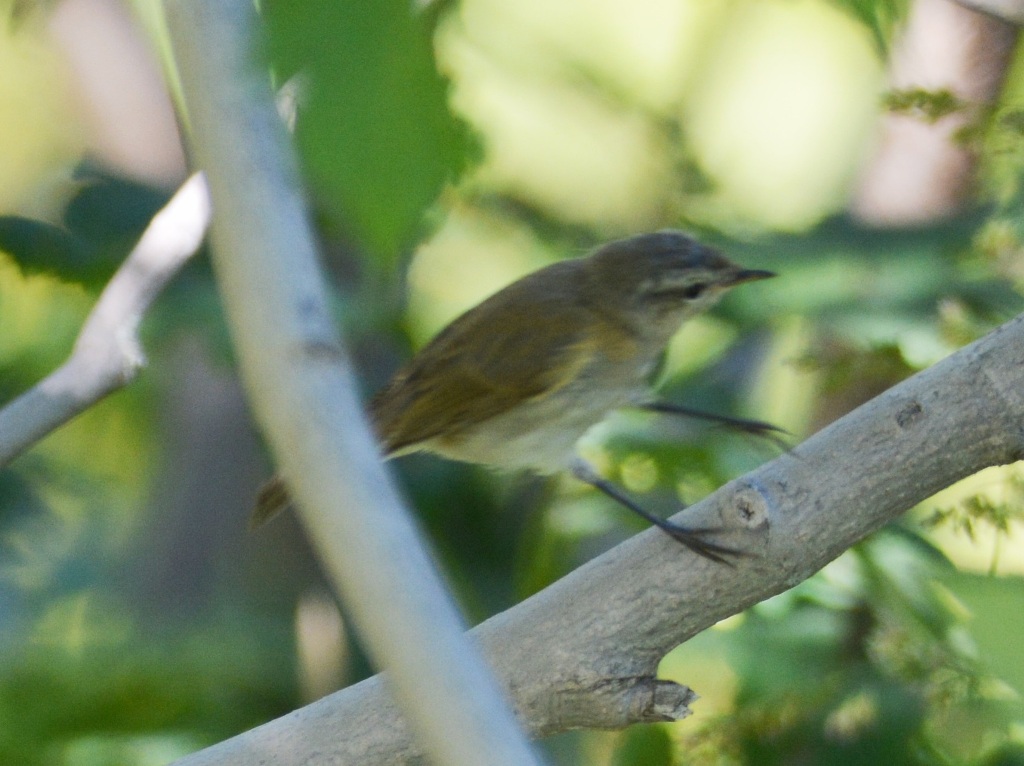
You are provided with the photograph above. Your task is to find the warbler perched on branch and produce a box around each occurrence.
[254,230,777,563]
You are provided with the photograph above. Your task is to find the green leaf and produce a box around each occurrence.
[0,168,170,286]
[940,571,1024,706]
[825,0,909,54]
[264,0,471,264]
[0,217,91,279]
[611,724,674,766]
[63,171,168,252]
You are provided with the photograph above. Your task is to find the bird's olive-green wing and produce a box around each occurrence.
[370,295,597,455]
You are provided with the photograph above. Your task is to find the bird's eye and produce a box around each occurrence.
[681,283,708,299]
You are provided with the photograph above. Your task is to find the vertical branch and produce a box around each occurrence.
[163,2,544,765]
[852,0,1018,224]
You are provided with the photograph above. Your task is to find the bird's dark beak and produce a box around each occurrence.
[725,268,776,286]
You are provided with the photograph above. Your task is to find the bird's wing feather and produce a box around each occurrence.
[370,291,597,455]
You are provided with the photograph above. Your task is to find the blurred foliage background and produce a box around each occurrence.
[2,0,1024,764]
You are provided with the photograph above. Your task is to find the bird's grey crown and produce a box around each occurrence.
[590,230,736,293]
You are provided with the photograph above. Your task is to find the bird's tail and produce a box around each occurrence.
[250,475,291,529]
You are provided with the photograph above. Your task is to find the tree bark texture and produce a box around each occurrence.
[171,306,1024,764]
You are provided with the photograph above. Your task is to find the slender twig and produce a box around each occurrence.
[0,172,210,468]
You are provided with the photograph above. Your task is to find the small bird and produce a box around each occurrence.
[254,230,776,562]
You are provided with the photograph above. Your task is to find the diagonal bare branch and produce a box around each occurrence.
[171,311,1024,765]
[0,172,210,468]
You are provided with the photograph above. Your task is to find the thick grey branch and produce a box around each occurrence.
[0,172,210,468]
[175,313,1024,765]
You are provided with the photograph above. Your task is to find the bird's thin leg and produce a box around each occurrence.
[569,458,744,565]
[639,402,790,451]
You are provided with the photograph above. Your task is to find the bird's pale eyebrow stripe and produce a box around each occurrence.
[639,272,701,293]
